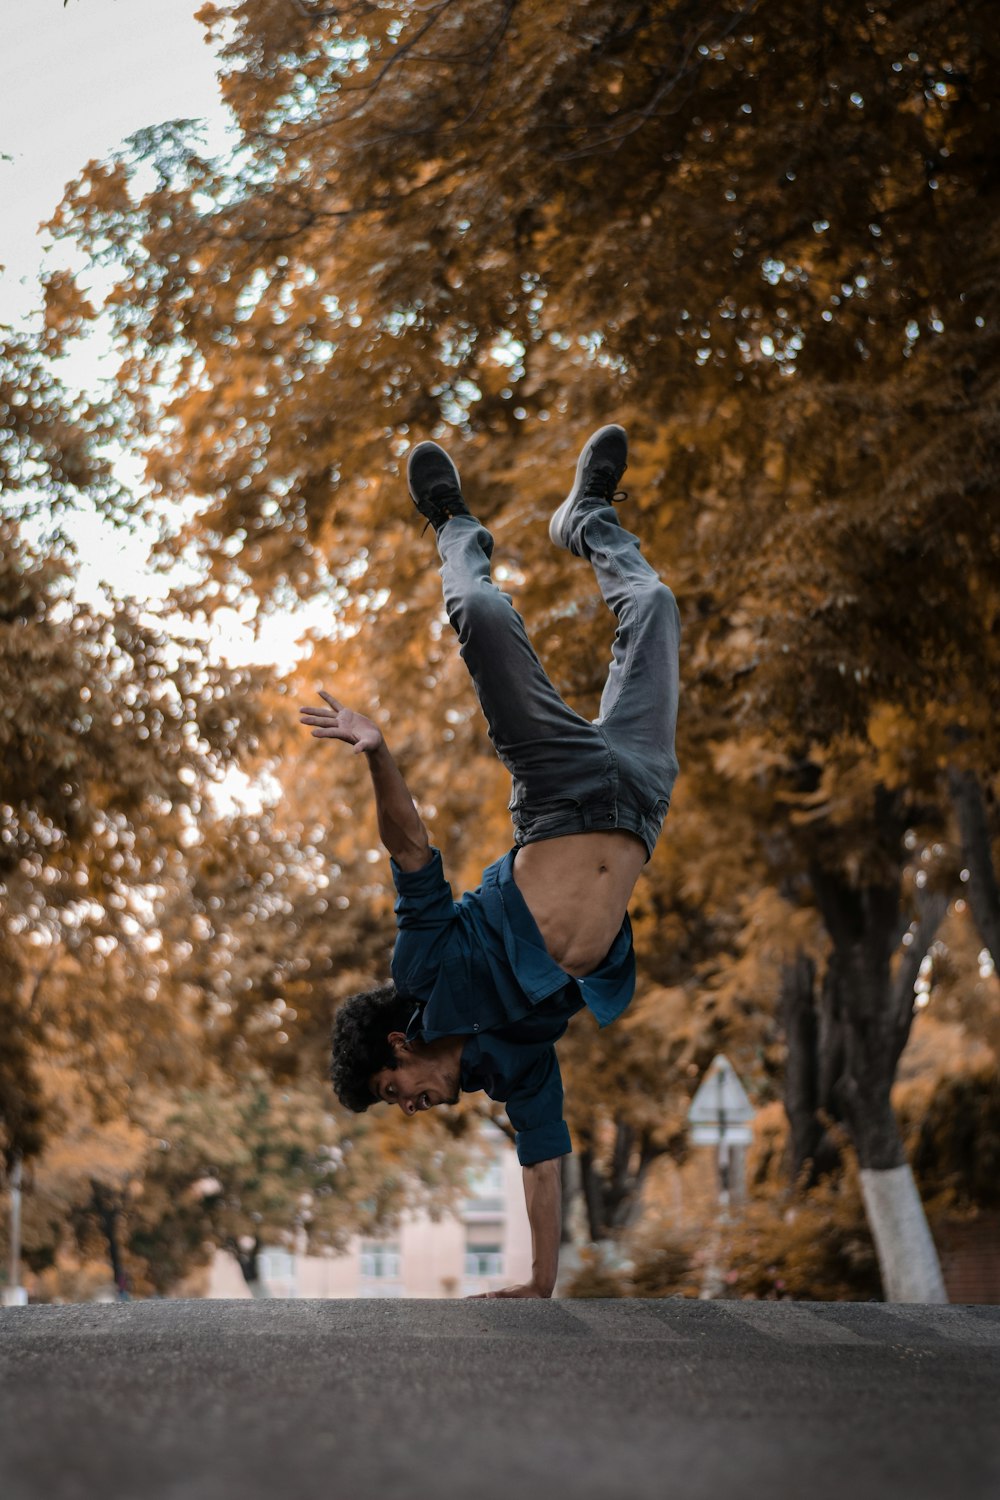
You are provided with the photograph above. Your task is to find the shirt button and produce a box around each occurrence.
[473,1023,480,1031]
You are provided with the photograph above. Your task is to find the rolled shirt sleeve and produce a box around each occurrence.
[390,848,459,997]
[504,1047,572,1166]
[390,848,458,930]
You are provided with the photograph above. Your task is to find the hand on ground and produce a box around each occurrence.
[467,1282,551,1300]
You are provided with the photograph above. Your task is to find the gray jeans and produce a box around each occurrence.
[437,502,680,860]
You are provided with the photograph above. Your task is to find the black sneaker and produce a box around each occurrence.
[549,424,628,552]
[407,441,472,533]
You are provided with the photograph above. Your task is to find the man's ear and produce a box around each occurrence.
[387,1030,410,1054]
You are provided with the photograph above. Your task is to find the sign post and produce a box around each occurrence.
[687,1054,755,1206]
[687,1056,755,1298]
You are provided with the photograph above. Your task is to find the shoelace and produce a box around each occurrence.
[420,481,466,535]
[584,462,629,505]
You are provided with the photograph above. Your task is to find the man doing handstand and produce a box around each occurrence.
[300,424,680,1298]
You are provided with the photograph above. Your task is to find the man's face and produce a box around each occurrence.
[369,1034,460,1116]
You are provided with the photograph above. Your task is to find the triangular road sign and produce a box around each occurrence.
[687,1054,754,1125]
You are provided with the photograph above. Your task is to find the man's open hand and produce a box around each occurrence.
[299,691,384,755]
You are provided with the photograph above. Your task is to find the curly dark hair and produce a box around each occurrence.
[329,983,419,1112]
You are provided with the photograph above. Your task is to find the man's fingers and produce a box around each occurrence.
[318,690,344,710]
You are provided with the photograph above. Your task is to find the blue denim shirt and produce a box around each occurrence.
[390,847,636,1165]
[457,997,585,1165]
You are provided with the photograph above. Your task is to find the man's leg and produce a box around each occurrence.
[407,435,615,841]
[579,505,681,758]
[436,517,602,777]
[552,427,681,845]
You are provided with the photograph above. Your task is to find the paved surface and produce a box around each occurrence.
[2,1299,999,1500]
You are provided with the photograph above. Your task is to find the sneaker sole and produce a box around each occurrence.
[406,441,462,504]
[549,423,628,550]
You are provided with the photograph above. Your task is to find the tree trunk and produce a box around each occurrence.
[577,1145,605,1243]
[559,1152,585,1246]
[229,1235,267,1296]
[780,953,823,1183]
[576,1127,663,1241]
[948,766,1000,972]
[605,1122,636,1231]
[859,1165,947,1302]
[780,919,946,1301]
[780,953,848,1186]
[809,843,949,1303]
[90,1180,129,1299]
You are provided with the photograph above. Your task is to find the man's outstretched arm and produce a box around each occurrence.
[299,690,431,871]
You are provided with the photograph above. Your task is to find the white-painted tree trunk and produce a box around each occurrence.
[859,1165,948,1303]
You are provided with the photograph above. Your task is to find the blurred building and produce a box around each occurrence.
[206,1135,532,1299]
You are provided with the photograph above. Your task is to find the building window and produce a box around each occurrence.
[464,1244,504,1278]
[259,1249,294,1283]
[463,1154,506,1216]
[359,1241,401,1280]
[257,1246,297,1297]
[465,1219,505,1282]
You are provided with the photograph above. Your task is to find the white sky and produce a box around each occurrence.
[0,0,332,676]
[0,0,227,323]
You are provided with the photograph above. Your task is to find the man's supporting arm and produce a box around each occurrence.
[299,691,431,871]
[522,1157,562,1297]
[476,1156,562,1299]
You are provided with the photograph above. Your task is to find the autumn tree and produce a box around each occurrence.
[20,1053,150,1299]
[130,1070,468,1295]
[0,316,272,1183]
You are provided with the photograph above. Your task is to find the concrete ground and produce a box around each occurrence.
[2,1299,998,1500]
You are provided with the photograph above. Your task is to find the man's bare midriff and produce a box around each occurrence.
[512,831,647,978]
